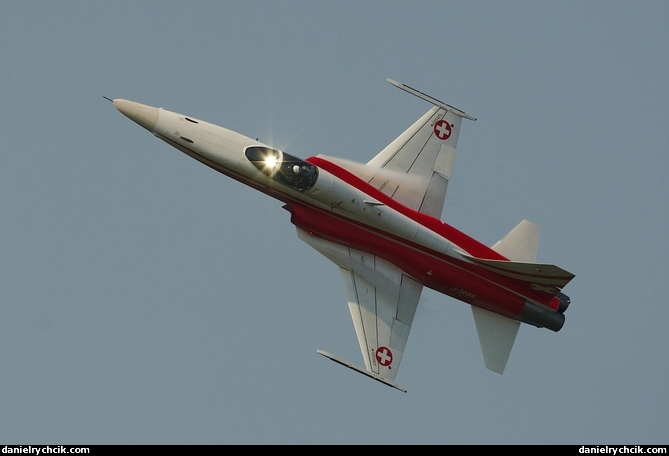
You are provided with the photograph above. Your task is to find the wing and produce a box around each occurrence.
[297,228,422,391]
[316,80,475,220]
[365,106,454,219]
[366,80,476,219]
[337,254,422,383]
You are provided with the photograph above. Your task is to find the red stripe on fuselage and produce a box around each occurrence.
[161,138,557,312]
[303,156,559,311]
[287,202,529,318]
[306,156,507,261]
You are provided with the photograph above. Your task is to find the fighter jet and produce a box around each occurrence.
[109,79,574,392]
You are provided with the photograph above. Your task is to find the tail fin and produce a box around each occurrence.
[472,220,552,374]
[486,220,574,291]
[472,219,532,374]
[492,220,540,262]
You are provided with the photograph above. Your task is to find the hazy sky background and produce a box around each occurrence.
[2,1,668,444]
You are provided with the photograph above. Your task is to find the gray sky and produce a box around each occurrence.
[2,1,667,444]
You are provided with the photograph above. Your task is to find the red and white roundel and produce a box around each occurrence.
[375,346,393,367]
[434,119,452,140]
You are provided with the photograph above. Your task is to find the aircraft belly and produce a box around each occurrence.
[289,203,528,319]
[111,80,574,388]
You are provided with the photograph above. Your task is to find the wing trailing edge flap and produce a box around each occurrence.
[296,228,422,390]
[471,306,520,374]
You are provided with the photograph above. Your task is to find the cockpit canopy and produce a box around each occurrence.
[245,146,318,192]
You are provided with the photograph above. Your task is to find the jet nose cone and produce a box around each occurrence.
[113,99,159,132]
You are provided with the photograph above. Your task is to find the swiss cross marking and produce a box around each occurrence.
[375,346,393,367]
[434,119,452,140]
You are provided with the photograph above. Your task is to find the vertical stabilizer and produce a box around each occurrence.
[491,220,540,262]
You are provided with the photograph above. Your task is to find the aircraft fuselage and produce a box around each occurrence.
[113,99,567,332]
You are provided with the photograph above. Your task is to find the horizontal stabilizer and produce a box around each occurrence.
[317,350,407,393]
[467,255,575,288]
[471,306,520,374]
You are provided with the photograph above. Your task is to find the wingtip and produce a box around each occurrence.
[386,78,476,121]
[317,349,407,393]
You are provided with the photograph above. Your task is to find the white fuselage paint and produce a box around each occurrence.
[150,107,465,262]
